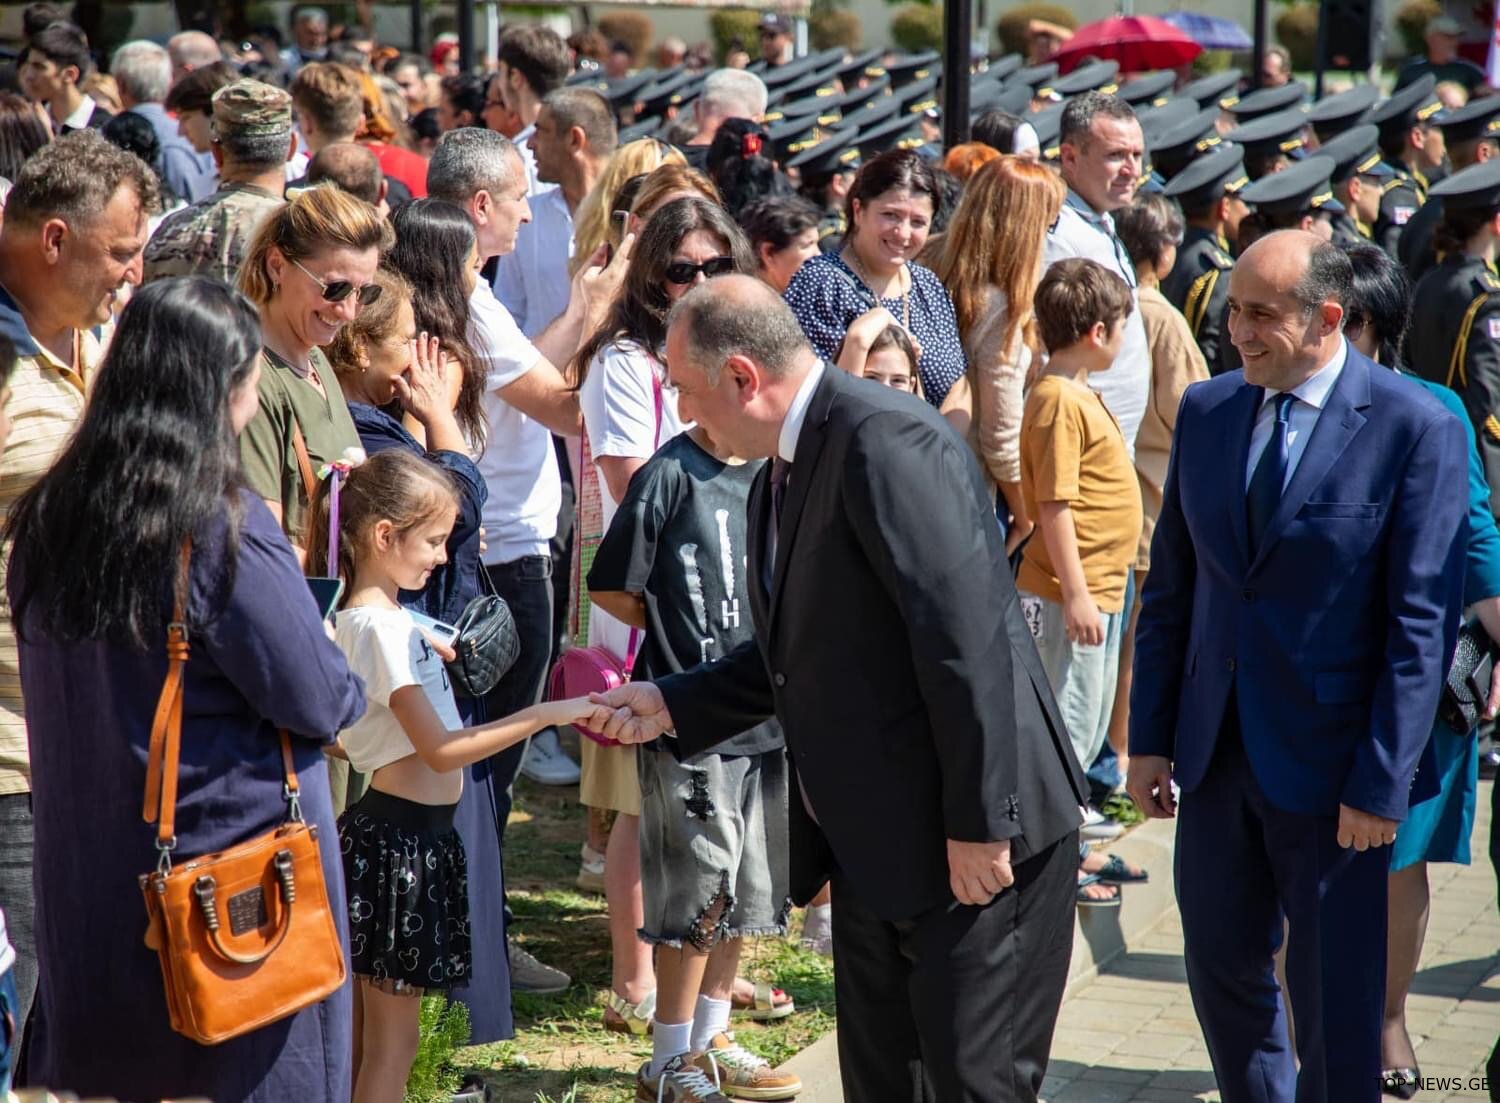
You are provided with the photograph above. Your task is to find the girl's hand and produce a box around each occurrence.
[420,630,457,663]
[847,306,901,348]
[392,332,449,423]
[547,696,615,732]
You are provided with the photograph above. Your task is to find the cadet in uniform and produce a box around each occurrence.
[1238,153,1345,245]
[1162,143,1249,373]
[1408,157,1500,512]
[1224,106,1309,180]
[1318,124,1395,247]
[142,79,295,284]
[1398,94,1500,283]
[1306,83,1379,146]
[1369,75,1446,257]
[787,125,861,251]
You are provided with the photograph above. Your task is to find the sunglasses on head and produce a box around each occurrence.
[291,257,383,306]
[664,256,736,284]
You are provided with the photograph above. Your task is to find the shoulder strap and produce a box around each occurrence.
[1448,291,1490,390]
[143,541,299,851]
[291,421,317,506]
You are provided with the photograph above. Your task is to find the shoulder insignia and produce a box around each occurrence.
[1392,205,1416,225]
[1449,290,1492,390]
[1382,177,1404,195]
[1210,248,1233,268]
[1487,415,1500,444]
[1184,268,1220,337]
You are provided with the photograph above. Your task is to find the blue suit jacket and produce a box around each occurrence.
[1130,347,1469,822]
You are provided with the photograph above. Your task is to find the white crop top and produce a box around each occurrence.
[335,605,463,774]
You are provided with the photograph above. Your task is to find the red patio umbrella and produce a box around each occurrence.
[1053,15,1203,75]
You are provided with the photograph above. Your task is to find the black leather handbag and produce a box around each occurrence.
[445,567,521,699]
[1439,618,1495,734]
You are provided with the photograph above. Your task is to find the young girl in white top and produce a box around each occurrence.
[311,450,600,1103]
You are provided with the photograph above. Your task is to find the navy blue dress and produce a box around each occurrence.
[16,493,365,1102]
[347,402,513,1043]
[783,251,967,406]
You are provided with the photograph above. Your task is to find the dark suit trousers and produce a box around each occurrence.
[830,831,1077,1102]
[1177,722,1390,1103]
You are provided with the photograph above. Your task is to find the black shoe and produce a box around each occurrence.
[1381,1067,1419,1099]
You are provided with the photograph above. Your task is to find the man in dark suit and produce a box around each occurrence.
[593,276,1088,1102]
[1129,231,1468,1102]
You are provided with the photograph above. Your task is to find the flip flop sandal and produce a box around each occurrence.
[1094,853,1150,884]
[603,989,656,1035]
[1076,872,1122,908]
[730,980,795,1021]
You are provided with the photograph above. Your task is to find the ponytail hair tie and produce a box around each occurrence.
[742,132,763,157]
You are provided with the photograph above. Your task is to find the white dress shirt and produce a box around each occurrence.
[1244,337,1348,492]
[778,359,827,463]
[491,184,574,339]
[59,94,98,132]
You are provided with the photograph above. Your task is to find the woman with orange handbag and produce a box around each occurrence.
[5,278,367,1101]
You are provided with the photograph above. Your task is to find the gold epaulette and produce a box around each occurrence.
[1184,268,1220,338]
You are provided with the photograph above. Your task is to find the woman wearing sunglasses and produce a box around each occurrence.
[237,185,393,557]
[568,195,754,1036]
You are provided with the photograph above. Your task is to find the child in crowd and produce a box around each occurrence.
[587,422,801,1103]
[312,450,602,1103]
[857,325,922,394]
[1017,258,1143,909]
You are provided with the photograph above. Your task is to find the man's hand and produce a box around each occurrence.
[574,232,636,331]
[1337,804,1397,851]
[946,839,1014,906]
[589,680,673,745]
[1126,755,1176,819]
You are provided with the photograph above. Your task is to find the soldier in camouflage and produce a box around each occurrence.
[142,79,295,284]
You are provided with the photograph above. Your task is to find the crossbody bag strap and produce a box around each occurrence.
[290,421,317,508]
[626,370,666,669]
[143,541,192,848]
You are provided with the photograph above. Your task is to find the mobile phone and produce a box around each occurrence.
[306,577,345,621]
[611,208,630,235]
[407,610,460,647]
[602,241,614,266]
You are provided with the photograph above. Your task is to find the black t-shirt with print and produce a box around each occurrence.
[587,431,783,757]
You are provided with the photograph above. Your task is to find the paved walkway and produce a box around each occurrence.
[1041,793,1498,1102]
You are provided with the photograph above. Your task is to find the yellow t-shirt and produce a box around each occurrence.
[0,328,102,795]
[1017,374,1142,614]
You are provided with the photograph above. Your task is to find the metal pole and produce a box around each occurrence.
[1251,0,1267,90]
[1313,0,1328,97]
[458,0,476,72]
[943,0,973,148]
[409,0,422,54]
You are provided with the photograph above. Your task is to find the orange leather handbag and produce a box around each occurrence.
[138,543,346,1045]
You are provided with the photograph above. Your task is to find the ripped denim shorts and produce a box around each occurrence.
[637,747,791,951]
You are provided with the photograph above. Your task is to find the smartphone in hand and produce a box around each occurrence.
[306,577,344,621]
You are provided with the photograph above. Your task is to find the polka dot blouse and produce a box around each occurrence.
[783,250,968,407]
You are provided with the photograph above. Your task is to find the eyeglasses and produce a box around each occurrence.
[664,256,736,285]
[290,257,383,306]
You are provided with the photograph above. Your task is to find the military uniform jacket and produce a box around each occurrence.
[1161,227,1239,375]
[815,205,846,255]
[1409,252,1500,514]
[142,182,285,285]
[1329,212,1370,250]
[1374,169,1426,259]
[1396,195,1441,283]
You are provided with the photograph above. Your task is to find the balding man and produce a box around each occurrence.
[308,141,387,212]
[1129,231,1468,1101]
[166,29,222,84]
[594,275,1088,1102]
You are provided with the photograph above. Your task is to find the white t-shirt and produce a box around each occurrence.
[579,340,689,656]
[470,281,560,564]
[335,605,463,775]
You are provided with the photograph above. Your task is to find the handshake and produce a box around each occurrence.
[545,682,675,745]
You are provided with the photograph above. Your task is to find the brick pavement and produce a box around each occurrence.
[1040,790,1499,1103]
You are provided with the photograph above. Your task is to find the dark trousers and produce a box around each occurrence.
[830,831,1076,1102]
[1177,726,1390,1103]
[477,555,554,921]
[0,792,33,1073]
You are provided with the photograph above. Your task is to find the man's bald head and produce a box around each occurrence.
[668,274,811,383]
[167,30,221,81]
[1228,229,1351,389]
[308,141,384,206]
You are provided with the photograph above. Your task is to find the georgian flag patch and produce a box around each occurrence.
[1488,317,1500,339]
[1392,206,1415,225]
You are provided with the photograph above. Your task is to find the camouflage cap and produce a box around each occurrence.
[211,80,293,138]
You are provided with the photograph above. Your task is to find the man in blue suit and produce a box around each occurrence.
[1128,230,1469,1102]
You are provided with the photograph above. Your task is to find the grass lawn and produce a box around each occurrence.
[437,749,836,1103]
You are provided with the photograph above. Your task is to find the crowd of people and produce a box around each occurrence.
[0,2,1495,1102]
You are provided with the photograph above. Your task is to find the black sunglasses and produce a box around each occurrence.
[291,257,383,306]
[664,256,736,284]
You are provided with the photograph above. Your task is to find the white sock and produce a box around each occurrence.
[690,994,732,1053]
[802,903,832,940]
[649,1019,694,1079]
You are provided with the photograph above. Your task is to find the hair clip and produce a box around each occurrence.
[742,132,763,158]
[317,445,367,482]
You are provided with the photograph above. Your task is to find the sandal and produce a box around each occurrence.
[1091,853,1149,884]
[603,988,656,1035]
[730,979,795,1021]
[1076,872,1122,908]
[1381,1067,1420,1099]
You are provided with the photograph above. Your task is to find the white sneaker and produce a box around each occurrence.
[521,727,580,785]
[1081,807,1124,842]
[577,841,606,894]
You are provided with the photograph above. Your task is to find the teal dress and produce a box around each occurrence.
[1392,377,1500,871]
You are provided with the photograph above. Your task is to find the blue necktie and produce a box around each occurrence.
[1247,393,1295,553]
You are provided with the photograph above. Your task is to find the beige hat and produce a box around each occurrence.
[211,79,293,137]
